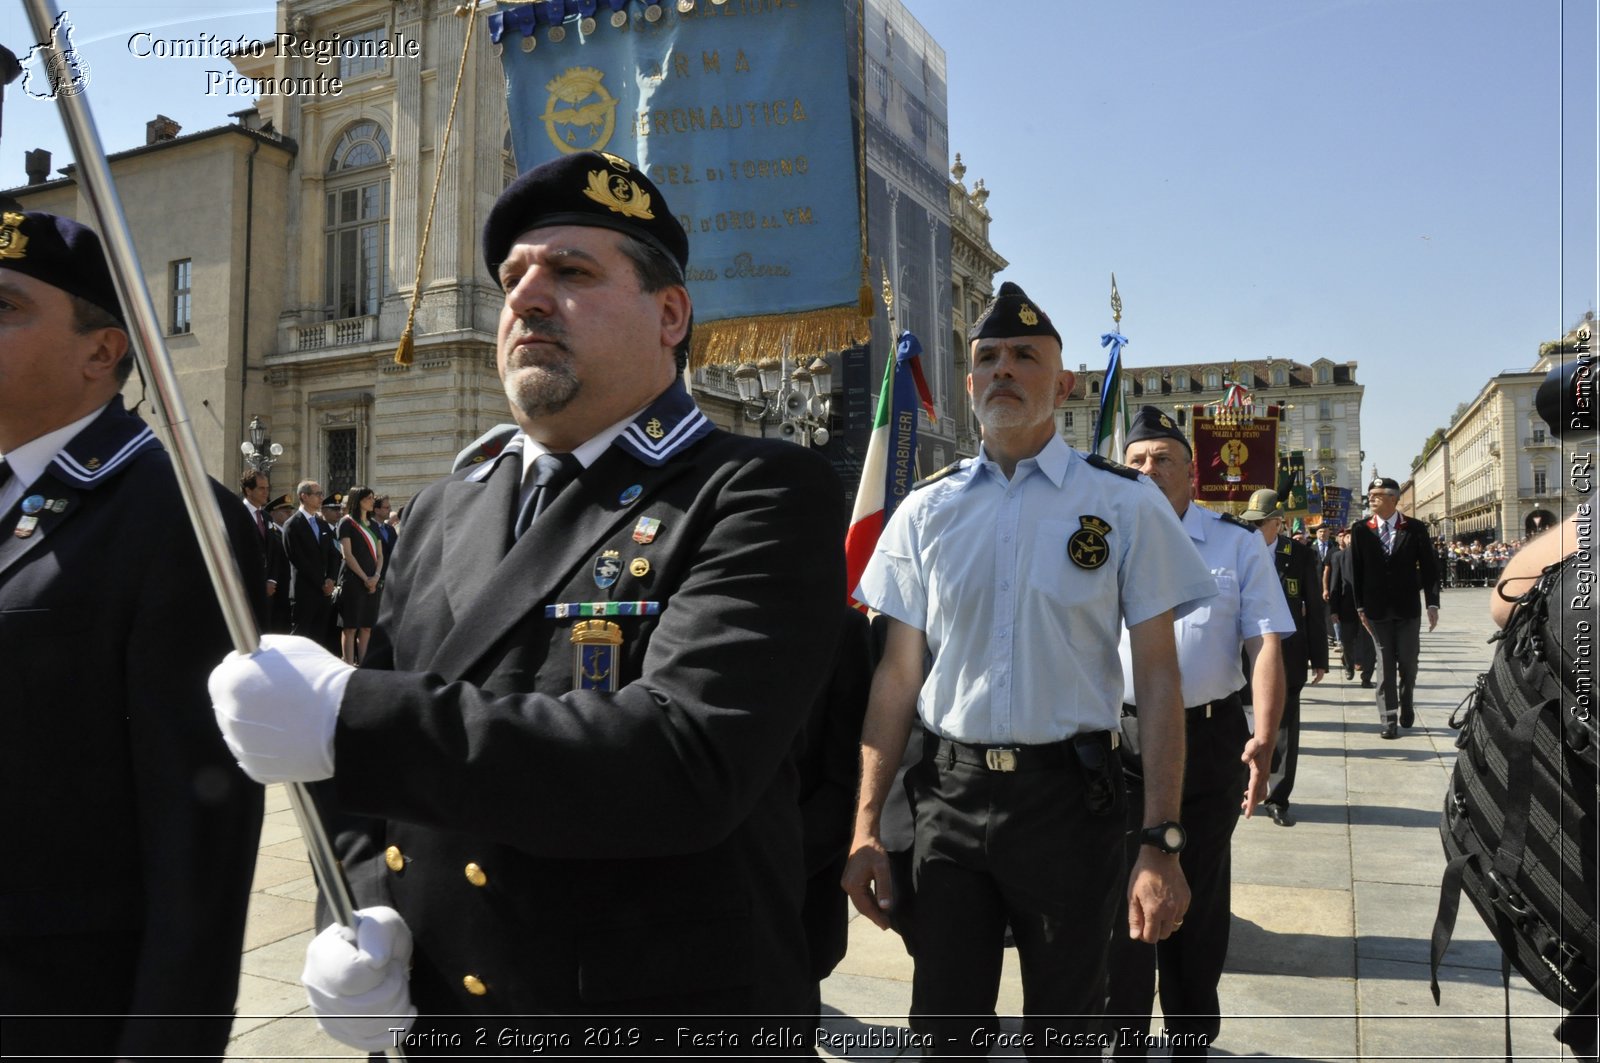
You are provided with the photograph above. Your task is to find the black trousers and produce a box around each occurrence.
[1338,617,1374,679]
[1266,677,1304,808]
[1107,695,1250,1060]
[1367,615,1420,723]
[906,731,1126,1060]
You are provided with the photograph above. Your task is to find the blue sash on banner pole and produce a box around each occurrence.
[491,0,868,364]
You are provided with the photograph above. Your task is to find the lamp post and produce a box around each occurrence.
[239,415,283,473]
[732,345,834,447]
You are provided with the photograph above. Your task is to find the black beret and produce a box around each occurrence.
[1535,359,1594,439]
[971,281,1061,345]
[1368,477,1400,493]
[0,211,124,325]
[483,151,689,280]
[1125,404,1191,452]
[267,493,295,512]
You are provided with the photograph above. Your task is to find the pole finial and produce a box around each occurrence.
[1110,272,1122,326]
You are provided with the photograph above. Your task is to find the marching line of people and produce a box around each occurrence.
[7,144,1581,1063]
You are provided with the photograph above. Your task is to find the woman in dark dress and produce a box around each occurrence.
[336,485,383,664]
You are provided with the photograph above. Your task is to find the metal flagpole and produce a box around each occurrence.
[19,2,403,1055]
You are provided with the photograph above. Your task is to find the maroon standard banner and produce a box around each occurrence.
[1192,406,1280,504]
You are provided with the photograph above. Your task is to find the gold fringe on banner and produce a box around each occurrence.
[692,304,872,368]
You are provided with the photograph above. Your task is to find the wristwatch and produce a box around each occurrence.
[1140,821,1187,854]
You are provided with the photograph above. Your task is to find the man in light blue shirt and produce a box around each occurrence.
[1109,406,1295,1060]
[845,284,1216,1057]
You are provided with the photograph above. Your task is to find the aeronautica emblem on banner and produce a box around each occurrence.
[1068,515,1112,570]
[542,67,617,154]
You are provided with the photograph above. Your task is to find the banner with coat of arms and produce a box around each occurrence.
[1190,405,1281,504]
[490,0,870,365]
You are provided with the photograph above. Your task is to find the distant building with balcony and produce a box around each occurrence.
[1440,312,1594,542]
[1056,356,1365,489]
[4,117,297,485]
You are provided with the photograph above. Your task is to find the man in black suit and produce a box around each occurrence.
[1326,527,1372,686]
[0,211,263,1060]
[240,468,275,629]
[283,478,339,650]
[1349,477,1440,738]
[1312,523,1337,644]
[211,152,846,1051]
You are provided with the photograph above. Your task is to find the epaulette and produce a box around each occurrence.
[1219,512,1257,532]
[1085,453,1140,480]
[913,460,967,490]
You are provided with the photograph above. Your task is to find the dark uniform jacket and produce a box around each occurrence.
[1349,512,1440,621]
[0,398,264,1060]
[265,519,294,632]
[1270,534,1329,687]
[321,384,847,1026]
[283,508,339,604]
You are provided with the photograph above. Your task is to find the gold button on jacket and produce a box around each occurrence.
[384,846,404,872]
[462,974,488,996]
[464,862,487,887]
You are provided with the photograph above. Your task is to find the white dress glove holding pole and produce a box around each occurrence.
[209,633,352,783]
[302,905,417,1050]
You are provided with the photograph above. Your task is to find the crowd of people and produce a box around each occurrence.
[238,472,400,663]
[2,153,1590,1063]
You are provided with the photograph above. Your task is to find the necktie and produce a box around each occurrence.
[256,507,267,540]
[515,453,581,538]
[1380,519,1393,555]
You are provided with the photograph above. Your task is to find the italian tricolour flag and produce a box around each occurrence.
[845,332,935,599]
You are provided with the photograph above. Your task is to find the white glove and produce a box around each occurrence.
[209,633,353,783]
[302,906,417,1051]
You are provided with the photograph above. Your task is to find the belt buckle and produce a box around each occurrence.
[985,748,1018,772]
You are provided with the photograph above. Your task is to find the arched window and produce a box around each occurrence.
[1145,372,1161,393]
[1172,371,1189,390]
[1271,366,1288,387]
[1204,369,1221,389]
[324,121,391,319]
[1090,377,1102,396]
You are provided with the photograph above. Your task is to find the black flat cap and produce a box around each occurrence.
[0,211,124,325]
[483,151,689,281]
[971,281,1061,345]
[1535,359,1594,439]
[1125,404,1191,452]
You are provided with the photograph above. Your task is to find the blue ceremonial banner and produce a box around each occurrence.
[491,0,869,363]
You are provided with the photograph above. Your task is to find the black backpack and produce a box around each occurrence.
[1430,554,1598,1058]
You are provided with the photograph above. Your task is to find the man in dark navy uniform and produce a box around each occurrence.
[0,211,263,1060]
[211,153,846,1052]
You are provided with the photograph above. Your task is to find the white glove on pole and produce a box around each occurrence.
[302,905,417,1051]
[209,633,353,783]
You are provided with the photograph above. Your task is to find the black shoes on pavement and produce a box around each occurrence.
[1381,722,1399,740]
[1265,802,1295,827]
[1400,705,1414,728]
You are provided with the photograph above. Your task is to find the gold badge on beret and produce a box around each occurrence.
[0,212,28,260]
[1068,515,1112,570]
[584,168,655,220]
[1159,414,1174,428]
[1018,304,1039,327]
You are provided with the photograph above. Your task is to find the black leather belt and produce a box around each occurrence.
[926,729,1118,773]
[1123,690,1242,723]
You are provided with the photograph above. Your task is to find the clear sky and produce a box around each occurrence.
[2,0,1594,481]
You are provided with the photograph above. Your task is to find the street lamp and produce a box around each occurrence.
[733,348,834,447]
[239,415,283,473]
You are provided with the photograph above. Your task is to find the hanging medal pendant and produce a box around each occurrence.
[571,620,623,692]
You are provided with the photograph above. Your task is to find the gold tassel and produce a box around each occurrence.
[858,283,874,318]
[393,325,415,367]
[690,304,872,368]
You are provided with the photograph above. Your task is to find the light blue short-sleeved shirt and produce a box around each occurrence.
[1120,502,1296,707]
[854,435,1217,745]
